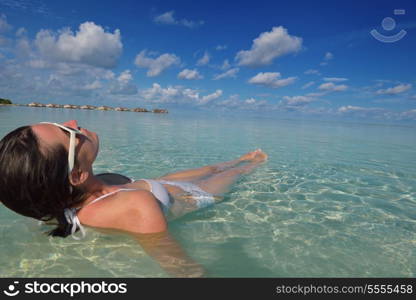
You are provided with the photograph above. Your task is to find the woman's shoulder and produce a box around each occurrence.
[78,188,167,234]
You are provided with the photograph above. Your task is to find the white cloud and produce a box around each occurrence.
[376,83,412,95]
[141,83,222,106]
[245,98,256,104]
[248,72,296,88]
[110,84,137,95]
[235,26,302,67]
[196,51,210,66]
[374,79,394,85]
[216,45,227,50]
[278,92,324,111]
[117,69,132,83]
[0,14,12,32]
[0,20,137,103]
[324,52,333,61]
[282,95,314,106]
[323,77,348,82]
[243,98,268,107]
[304,69,320,75]
[134,50,180,77]
[141,83,182,103]
[178,68,203,80]
[0,1,48,15]
[337,106,416,121]
[16,27,27,37]
[153,11,204,28]
[320,52,334,66]
[200,89,223,105]
[182,19,204,28]
[215,95,241,108]
[302,81,315,89]
[213,68,239,80]
[0,35,10,47]
[103,70,115,80]
[34,22,122,68]
[154,11,176,24]
[213,95,269,110]
[83,80,102,90]
[318,82,348,92]
[400,109,416,120]
[221,59,231,70]
[109,70,137,95]
[337,105,386,116]
[338,106,378,113]
[16,36,31,58]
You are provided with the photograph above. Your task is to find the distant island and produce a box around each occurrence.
[0,98,13,105]
[0,99,168,114]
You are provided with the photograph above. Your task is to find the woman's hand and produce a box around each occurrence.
[133,231,207,278]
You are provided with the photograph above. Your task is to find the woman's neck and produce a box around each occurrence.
[80,174,120,206]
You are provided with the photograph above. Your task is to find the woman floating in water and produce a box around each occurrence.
[0,120,267,277]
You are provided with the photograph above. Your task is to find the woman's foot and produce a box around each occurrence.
[252,149,268,163]
[239,149,268,163]
[239,149,259,161]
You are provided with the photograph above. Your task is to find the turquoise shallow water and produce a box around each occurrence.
[0,106,415,277]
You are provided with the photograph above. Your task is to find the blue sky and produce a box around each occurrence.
[0,0,415,121]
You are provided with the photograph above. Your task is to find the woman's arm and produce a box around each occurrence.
[133,231,206,278]
[117,190,206,277]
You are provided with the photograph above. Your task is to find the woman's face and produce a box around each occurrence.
[31,120,99,170]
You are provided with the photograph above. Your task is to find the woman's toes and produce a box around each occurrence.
[253,151,268,162]
[240,149,267,162]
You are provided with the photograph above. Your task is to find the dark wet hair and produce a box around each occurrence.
[0,126,87,237]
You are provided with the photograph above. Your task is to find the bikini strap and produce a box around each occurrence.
[80,188,137,209]
[64,188,137,240]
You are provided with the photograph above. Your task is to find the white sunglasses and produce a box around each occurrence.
[39,122,86,175]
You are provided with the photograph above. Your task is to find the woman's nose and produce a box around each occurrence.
[62,120,79,129]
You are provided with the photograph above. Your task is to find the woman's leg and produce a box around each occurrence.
[166,150,268,219]
[155,150,262,182]
[195,160,264,196]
